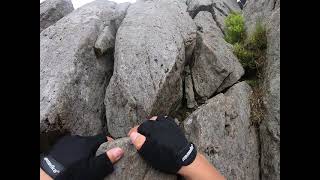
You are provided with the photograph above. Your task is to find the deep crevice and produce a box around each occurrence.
[213,3,229,17]
[210,8,226,35]
[272,0,278,10]
[188,5,215,19]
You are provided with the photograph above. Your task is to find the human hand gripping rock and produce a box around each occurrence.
[40,133,124,180]
[128,116,197,174]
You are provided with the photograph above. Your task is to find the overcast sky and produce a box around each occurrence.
[40,0,136,9]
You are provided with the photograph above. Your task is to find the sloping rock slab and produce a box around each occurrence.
[183,82,259,179]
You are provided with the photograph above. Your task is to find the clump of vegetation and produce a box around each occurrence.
[233,42,255,70]
[225,15,267,76]
[224,12,246,44]
[246,22,267,51]
[224,14,268,127]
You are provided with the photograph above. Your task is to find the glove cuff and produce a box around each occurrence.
[40,154,65,179]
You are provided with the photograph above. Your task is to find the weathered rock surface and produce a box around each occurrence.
[40,0,117,136]
[40,0,74,33]
[113,2,131,31]
[93,2,131,57]
[244,1,280,179]
[192,10,244,98]
[105,0,197,137]
[184,66,197,109]
[96,138,176,180]
[243,0,280,33]
[94,25,116,57]
[260,8,280,180]
[191,31,244,99]
[193,11,223,37]
[183,81,259,179]
[186,0,213,18]
[186,0,241,33]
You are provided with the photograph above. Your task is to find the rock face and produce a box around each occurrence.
[183,82,260,179]
[104,0,197,137]
[186,0,241,33]
[243,0,280,33]
[40,0,74,33]
[189,9,244,101]
[40,0,117,136]
[96,138,176,180]
[113,2,131,31]
[94,2,131,57]
[259,8,280,180]
[244,1,280,179]
[194,11,223,36]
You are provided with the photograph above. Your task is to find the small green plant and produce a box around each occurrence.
[233,42,256,69]
[224,13,267,81]
[246,22,267,51]
[224,12,246,44]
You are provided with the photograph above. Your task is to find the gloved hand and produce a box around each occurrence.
[128,116,197,174]
[40,133,124,180]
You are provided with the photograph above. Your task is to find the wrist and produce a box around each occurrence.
[40,168,53,180]
[178,153,225,180]
[178,153,201,177]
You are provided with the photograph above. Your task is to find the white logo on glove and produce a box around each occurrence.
[182,144,194,162]
[44,157,60,174]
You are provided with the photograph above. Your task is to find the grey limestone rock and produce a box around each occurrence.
[191,31,244,99]
[40,0,74,32]
[243,1,280,179]
[94,25,116,57]
[184,66,197,109]
[193,11,223,37]
[113,2,131,31]
[262,8,280,180]
[40,0,117,136]
[243,0,280,33]
[183,81,259,179]
[186,0,241,33]
[104,0,197,137]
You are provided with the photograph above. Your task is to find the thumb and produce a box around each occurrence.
[106,147,124,164]
[129,132,146,150]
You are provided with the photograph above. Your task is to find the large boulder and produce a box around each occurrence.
[186,0,241,33]
[104,0,197,137]
[243,1,280,179]
[183,82,260,179]
[96,138,176,180]
[40,0,74,33]
[40,0,117,136]
[191,31,244,100]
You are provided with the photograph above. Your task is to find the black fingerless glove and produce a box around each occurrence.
[137,116,197,174]
[54,153,113,180]
[40,134,114,180]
